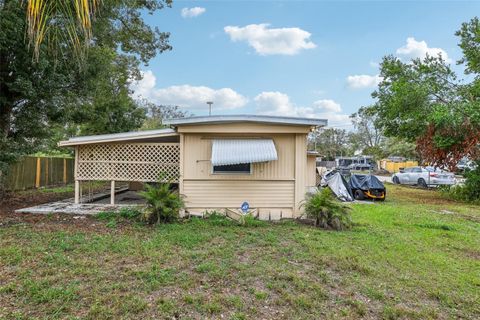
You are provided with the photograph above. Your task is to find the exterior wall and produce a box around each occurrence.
[183,180,294,209]
[183,133,295,181]
[180,124,310,219]
[306,155,317,187]
[294,134,307,217]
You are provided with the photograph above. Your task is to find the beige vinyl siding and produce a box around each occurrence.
[183,180,294,208]
[183,133,295,181]
[307,155,317,187]
[294,134,307,216]
[179,123,311,219]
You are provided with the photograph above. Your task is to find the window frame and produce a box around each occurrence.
[211,163,253,175]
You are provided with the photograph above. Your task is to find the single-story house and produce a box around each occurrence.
[59,115,327,219]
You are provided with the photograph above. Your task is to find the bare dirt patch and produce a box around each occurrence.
[0,189,73,215]
[0,190,72,226]
[0,190,124,233]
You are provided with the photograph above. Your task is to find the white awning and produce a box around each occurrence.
[211,139,278,166]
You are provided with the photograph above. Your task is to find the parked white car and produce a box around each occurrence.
[392,166,456,188]
[457,158,477,172]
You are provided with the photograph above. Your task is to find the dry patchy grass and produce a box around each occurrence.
[0,185,479,319]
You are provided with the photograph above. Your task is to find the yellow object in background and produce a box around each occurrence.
[378,159,418,173]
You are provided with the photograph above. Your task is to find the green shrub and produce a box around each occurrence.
[119,207,141,219]
[302,188,352,230]
[95,211,118,221]
[106,220,117,229]
[95,208,141,226]
[241,213,266,227]
[201,210,265,227]
[139,182,184,224]
[202,211,235,226]
[442,161,480,203]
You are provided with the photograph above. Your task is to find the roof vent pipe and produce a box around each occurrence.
[206,101,213,116]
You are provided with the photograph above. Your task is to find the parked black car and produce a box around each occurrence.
[349,174,386,201]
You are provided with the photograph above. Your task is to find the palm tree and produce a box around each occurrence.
[25,0,100,61]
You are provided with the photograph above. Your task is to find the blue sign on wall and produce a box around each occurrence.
[240,201,249,214]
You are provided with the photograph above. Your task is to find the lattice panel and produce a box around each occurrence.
[77,143,179,182]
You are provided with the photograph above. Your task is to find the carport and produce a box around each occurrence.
[58,129,180,205]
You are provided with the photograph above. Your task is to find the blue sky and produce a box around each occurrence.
[131,0,479,128]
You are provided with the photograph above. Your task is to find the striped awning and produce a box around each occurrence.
[211,139,278,166]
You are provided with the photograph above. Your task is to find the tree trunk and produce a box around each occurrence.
[0,51,13,140]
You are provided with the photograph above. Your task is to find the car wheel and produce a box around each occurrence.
[354,190,365,200]
[393,176,400,184]
[418,178,428,188]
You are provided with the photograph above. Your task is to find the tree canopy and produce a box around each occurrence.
[310,128,350,160]
[140,101,191,131]
[370,17,480,170]
[0,1,172,183]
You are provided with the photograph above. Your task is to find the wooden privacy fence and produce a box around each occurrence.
[3,156,74,191]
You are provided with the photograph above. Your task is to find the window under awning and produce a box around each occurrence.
[211,139,278,166]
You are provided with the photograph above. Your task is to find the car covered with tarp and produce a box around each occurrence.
[320,170,354,202]
[349,174,386,201]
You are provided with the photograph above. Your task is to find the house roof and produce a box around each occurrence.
[164,115,328,127]
[58,128,178,146]
[58,115,328,147]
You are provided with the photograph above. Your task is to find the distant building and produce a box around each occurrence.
[335,156,374,168]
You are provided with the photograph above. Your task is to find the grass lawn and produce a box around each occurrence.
[0,185,479,319]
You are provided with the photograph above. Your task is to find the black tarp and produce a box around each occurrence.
[349,174,385,191]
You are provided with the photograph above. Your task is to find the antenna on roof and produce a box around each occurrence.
[206,101,213,116]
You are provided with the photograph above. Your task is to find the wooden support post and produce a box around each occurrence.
[35,157,41,188]
[74,146,79,204]
[63,158,67,184]
[111,180,115,205]
[179,133,184,194]
[75,180,80,204]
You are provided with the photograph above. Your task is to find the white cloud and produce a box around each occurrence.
[255,91,296,115]
[131,70,247,110]
[254,91,350,125]
[346,74,383,89]
[181,7,206,18]
[313,99,342,113]
[224,23,316,55]
[396,37,451,63]
[130,70,156,98]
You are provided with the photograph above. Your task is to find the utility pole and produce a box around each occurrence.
[206,101,213,116]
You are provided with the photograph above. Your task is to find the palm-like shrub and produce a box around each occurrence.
[139,182,184,224]
[303,188,352,230]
